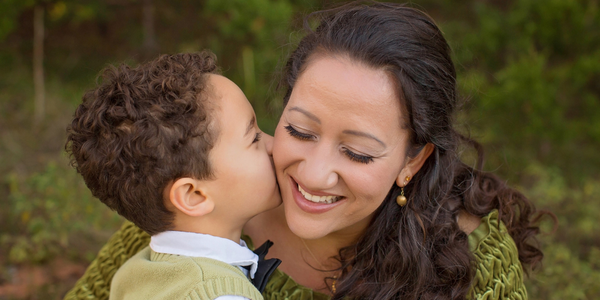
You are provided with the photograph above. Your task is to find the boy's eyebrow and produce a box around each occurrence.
[245,115,256,137]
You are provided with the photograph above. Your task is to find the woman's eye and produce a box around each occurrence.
[343,148,374,164]
[284,125,314,141]
[252,132,262,144]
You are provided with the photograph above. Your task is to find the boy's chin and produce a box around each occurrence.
[263,194,283,212]
[270,197,284,210]
[244,194,281,220]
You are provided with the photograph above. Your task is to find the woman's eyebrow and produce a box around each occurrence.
[288,106,321,124]
[288,106,385,148]
[343,130,386,147]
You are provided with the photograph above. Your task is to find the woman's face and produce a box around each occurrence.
[273,55,413,240]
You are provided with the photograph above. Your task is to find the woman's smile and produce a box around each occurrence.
[298,185,342,204]
[288,175,346,214]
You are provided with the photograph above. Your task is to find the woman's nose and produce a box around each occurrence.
[297,146,339,190]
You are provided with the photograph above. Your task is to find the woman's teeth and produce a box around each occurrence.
[298,185,341,204]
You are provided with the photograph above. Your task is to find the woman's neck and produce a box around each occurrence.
[244,205,365,293]
[249,204,365,255]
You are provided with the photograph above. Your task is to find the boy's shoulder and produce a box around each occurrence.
[110,247,263,300]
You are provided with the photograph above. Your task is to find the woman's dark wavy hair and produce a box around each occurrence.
[282,2,547,299]
[66,52,219,236]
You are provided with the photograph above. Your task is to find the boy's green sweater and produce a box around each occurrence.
[110,247,263,300]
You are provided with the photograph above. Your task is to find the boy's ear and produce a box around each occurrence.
[396,143,435,187]
[169,178,214,217]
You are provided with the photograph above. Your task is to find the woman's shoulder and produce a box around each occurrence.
[467,210,528,299]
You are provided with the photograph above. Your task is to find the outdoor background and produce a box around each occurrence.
[0,0,598,299]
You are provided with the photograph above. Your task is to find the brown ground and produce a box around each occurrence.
[0,258,87,300]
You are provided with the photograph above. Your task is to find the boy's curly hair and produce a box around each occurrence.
[66,52,219,235]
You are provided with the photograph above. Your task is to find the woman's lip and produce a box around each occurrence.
[295,180,341,197]
[288,176,344,214]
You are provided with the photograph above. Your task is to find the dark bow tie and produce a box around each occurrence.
[246,240,282,293]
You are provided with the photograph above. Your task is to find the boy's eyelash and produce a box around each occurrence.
[252,132,262,143]
[284,125,314,141]
[343,148,374,164]
[285,124,374,164]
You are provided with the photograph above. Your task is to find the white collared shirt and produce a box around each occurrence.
[150,231,259,300]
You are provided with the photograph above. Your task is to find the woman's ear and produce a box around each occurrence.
[396,143,435,186]
[169,178,214,217]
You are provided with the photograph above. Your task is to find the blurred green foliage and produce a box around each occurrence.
[3,161,122,264]
[0,0,598,299]
[443,0,600,297]
[520,163,600,299]
[203,0,295,130]
[446,0,600,180]
[0,0,34,40]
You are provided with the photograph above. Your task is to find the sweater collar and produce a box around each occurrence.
[149,231,259,278]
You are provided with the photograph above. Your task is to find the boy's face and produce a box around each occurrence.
[203,75,281,226]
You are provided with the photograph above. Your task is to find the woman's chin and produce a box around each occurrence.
[288,223,330,240]
[283,205,335,240]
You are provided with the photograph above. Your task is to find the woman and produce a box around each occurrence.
[65,2,544,299]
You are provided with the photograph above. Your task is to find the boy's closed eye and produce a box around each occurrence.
[252,132,262,144]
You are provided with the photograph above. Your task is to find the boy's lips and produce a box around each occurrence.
[288,176,345,214]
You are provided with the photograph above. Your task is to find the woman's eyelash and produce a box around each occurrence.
[285,124,374,164]
[252,132,262,143]
[343,149,374,164]
[284,125,314,141]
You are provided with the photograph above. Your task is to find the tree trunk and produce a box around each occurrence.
[242,47,256,101]
[33,4,45,126]
[142,0,158,59]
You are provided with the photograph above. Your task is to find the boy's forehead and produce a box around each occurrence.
[204,74,223,103]
[205,74,255,130]
[206,74,237,98]
[207,75,250,107]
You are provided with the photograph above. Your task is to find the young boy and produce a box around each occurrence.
[65,52,282,300]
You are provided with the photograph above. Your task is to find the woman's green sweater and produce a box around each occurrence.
[63,210,527,300]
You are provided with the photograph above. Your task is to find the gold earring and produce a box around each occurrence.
[396,188,407,206]
[396,176,411,207]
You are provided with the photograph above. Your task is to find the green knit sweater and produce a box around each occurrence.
[64,210,527,300]
[110,247,263,300]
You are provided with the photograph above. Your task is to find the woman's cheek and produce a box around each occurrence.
[274,123,305,156]
[349,164,397,203]
[272,125,293,174]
